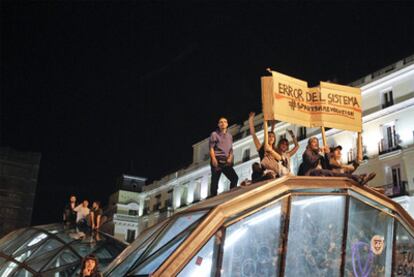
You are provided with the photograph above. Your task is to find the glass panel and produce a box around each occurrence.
[106,229,164,277]
[0,229,25,252]
[0,257,6,267]
[221,201,285,277]
[0,261,19,276]
[349,190,393,214]
[41,264,79,277]
[393,222,414,276]
[26,247,63,271]
[132,236,186,275]
[70,241,98,257]
[12,232,49,258]
[178,236,216,277]
[1,229,38,255]
[145,211,206,257]
[344,197,394,277]
[11,268,33,277]
[42,248,80,271]
[16,239,63,262]
[285,195,346,277]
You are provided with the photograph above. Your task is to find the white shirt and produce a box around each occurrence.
[74,205,90,222]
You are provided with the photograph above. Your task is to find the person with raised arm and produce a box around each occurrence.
[248,112,280,180]
[275,129,300,176]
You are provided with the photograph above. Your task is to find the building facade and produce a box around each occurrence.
[112,54,414,242]
[0,147,41,237]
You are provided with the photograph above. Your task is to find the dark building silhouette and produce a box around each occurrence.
[0,147,41,236]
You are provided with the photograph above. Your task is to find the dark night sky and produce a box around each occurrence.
[1,1,414,224]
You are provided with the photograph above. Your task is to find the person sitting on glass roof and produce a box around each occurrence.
[274,129,299,176]
[329,145,376,186]
[79,254,102,277]
[248,112,282,179]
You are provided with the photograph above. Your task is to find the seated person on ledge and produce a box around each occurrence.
[298,137,375,186]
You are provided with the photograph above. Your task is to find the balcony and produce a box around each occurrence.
[114,214,139,223]
[378,136,401,156]
[377,181,408,198]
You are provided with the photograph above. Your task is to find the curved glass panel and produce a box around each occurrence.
[178,236,216,277]
[393,222,414,276]
[0,223,126,276]
[105,220,169,277]
[221,201,285,277]
[344,197,394,277]
[132,236,186,275]
[145,211,207,258]
[12,268,33,277]
[285,195,346,277]
[0,261,19,276]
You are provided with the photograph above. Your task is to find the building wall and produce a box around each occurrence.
[0,147,41,237]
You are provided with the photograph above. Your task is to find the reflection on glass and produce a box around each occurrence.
[221,201,284,277]
[345,197,393,277]
[146,211,206,257]
[0,261,18,276]
[178,236,216,277]
[285,196,345,277]
[132,236,186,275]
[393,222,414,276]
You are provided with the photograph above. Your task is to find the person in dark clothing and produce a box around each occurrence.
[209,117,239,197]
[297,137,332,176]
[79,254,102,277]
[63,195,77,228]
[298,137,376,186]
[90,201,103,231]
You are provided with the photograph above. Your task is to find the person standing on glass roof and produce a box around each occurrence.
[209,117,239,197]
[63,194,78,228]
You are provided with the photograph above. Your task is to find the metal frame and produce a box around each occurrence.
[152,176,414,276]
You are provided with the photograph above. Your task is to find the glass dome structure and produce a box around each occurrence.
[104,176,414,277]
[0,223,126,276]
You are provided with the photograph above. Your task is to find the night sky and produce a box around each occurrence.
[1,1,414,224]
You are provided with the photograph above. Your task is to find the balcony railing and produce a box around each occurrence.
[378,137,401,156]
[377,181,408,198]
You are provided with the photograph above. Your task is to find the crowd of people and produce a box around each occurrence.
[63,195,104,233]
[208,114,376,196]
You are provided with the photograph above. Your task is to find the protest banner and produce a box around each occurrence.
[261,70,362,132]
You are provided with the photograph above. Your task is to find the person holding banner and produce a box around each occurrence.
[275,130,299,176]
[209,117,239,197]
[297,137,332,177]
[249,112,299,177]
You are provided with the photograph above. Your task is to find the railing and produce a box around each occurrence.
[114,214,139,222]
[377,181,408,198]
[378,137,401,155]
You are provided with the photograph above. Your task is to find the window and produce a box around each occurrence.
[379,123,399,153]
[298,127,307,140]
[165,190,173,208]
[181,185,188,207]
[126,229,136,243]
[154,195,161,211]
[382,90,394,108]
[242,148,250,162]
[392,165,401,187]
[193,179,202,202]
[128,210,139,216]
[144,198,150,215]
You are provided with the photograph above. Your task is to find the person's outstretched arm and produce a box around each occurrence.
[248,112,262,151]
[287,129,300,157]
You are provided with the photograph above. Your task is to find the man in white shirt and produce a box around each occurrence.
[74,200,90,224]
